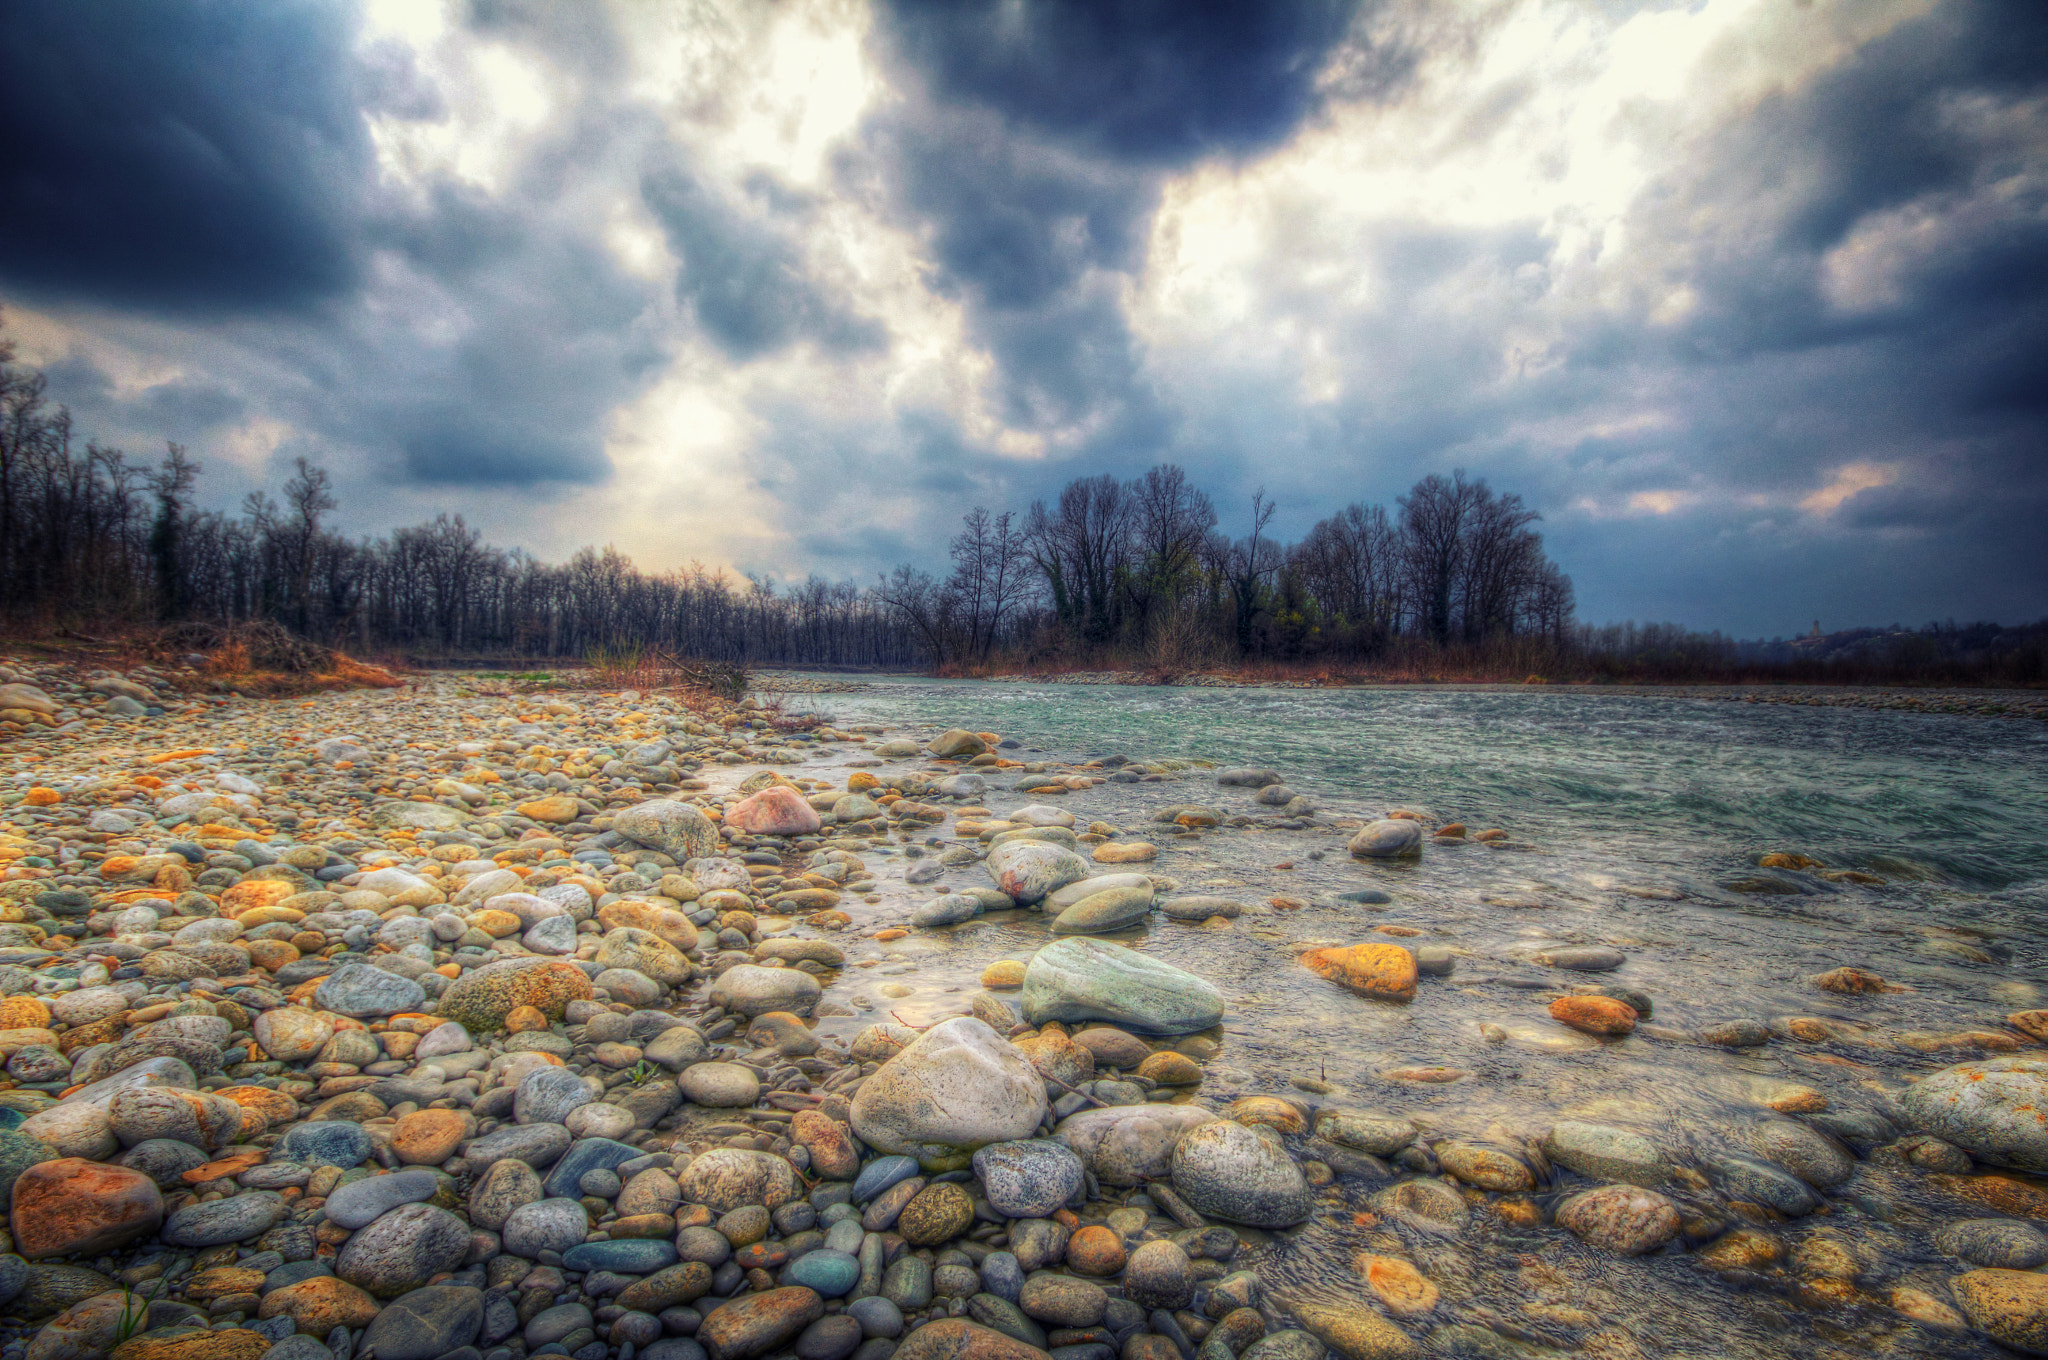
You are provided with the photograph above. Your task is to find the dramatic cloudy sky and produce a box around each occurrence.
[1,0,2042,635]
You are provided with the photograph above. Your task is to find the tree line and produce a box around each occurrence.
[0,320,924,666]
[881,464,1575,669]
[0,316,1577,672]
[10,317,2039,686]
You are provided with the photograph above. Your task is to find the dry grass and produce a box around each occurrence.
[565,645,753,703]
[153,621,405,695]
[0,618,408,698]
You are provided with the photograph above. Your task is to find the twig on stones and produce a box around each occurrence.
[1036,1070,1105,1110]
[1145,1180,1207,1229]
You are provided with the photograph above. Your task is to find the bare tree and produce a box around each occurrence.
[947,507,1032,662]
[282,457,335,634]
[1399,470,1483,645]
[148,443,200,620]
[1025,474,1132,646]
[1225,488,1279,657]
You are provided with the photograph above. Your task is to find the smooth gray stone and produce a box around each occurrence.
[363,1286,484,1360]
[324,1169,441,1229]
[162,1191,288,1247]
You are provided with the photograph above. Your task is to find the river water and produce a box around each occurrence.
[777,679,2048,1358]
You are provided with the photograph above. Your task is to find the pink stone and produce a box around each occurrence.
[724,786,822,837]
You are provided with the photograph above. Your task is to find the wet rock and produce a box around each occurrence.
[710,965,821,1019]
[116,1139,207,1189]
[1433,1142,1533,1193]
[25,1291,155,1360]
[852,1155,920,1203]
[617,1262,714,1313]
[252,1010,334,1064]
[1050,886,1153,935]
[162,1192,288,1247]
[792,1111,860,1180]
[645,1024,711,1070]
[850,1018,1047,1170]
[1539,1122,1667,1187]
[19,1104,114,1163]
[787,1249,860,1298]
[324,1169,440,1229]
[727,787,824,837]
[973,1140,1085,1218]
[1055,1105,1216,1186]
[14,1263,116,1319]
[1121,1240,1193,1310]
[1019,1274,1105,1328]
[462,1121,570,1171]
[110,1328,269,1360]
[1298,945,1415,1003]
[1952,1268,2048,1355]
[1021,939,1224,1036]
[1314,1113,1416,1158]
[563,1239,679,1273]
[9,1159,161,1258]
[1703,1155,1822,1216]
[516,1065,595,1125]
[1289,1302,1419,1360]
[1533,946,1625,971]
[677,1148,802,1213]
[614,800,721,862]
[1353,1257,1435,1320]
[1699,1019,1771,1048]
[698,1286,824,1360]
[525,1302,593,1347]
[1548,995,1636,1036]
[1064,1225,1124,1277]
[108,1087,244,1151]
[275,1123,372,1169]
[914,896,982,929]
[1750,1121,1854,1189]
[1900,1057,2048,1173]
[467,1159,543,1231]
[680,1062,761,1108]
[501,1198,589,1257]
[361,1286,483,1360]
[1013,1029,1093,1087]
[1812,967,1887,994]
[891,1319,1051,1360]
[897,1183,974,1246]
[1160,897,1243,922]
[334,1203,471,1297]
[1347,821,1422,859]
[1938,1219,2048,1269]
[313,965,425,1019]
[1171,1121,1312,1228]
[540,1137,642,1198]
[436,957,594,1033]
[1554,1185,1681,1255]
[985,843,1092,906]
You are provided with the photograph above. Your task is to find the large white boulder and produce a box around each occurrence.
[850,1017,1049,1170]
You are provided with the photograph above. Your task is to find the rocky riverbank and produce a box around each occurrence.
[0,670,2037,1360]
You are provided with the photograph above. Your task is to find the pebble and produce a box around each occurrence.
[0,666,2026,1360]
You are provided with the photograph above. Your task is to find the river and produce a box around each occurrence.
[776,678,2048,1359]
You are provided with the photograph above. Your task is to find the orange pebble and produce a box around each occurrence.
[1550,995,1637,1036]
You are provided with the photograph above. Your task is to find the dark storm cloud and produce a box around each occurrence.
[642,156,886,361]
[36,352,246,451]
[1559,0,2048,627]
[1162,0,2048,632]
[860,0,1386,462]
[0,0,373,315]
[1637,0,2048,363]
[877,0,1360,165]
